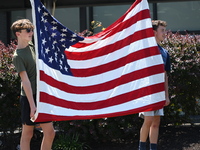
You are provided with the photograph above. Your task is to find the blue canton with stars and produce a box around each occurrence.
[34,0,84,75]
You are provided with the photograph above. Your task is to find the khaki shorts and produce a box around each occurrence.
[139,108,164,119]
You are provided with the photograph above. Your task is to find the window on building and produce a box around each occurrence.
[157,1,200,32]
[54,8,80,33]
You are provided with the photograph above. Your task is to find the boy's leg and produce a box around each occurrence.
[140,116,154,142]
[149,116,160,144]
[40,122,55,150]
[139,116,154,150]
[149,116,160,150]
[20,124,34,150]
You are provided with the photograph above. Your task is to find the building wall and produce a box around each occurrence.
[0,12,8,44]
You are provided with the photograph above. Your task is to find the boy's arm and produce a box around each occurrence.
[164,71,170,106]
[19,71,36,118]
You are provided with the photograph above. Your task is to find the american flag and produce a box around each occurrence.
[30,0,166,122]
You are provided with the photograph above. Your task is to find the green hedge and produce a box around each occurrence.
[0,41,21,133]
[0,41,21,149]
[161,32,200,125]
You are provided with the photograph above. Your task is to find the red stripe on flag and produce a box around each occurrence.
[70,46,160,77]
[100,0,142,33]
[35,101,165,122]
[40,82,164,110]
[40,64,164,94]
[102,10,151,39]
[66,28,154,61]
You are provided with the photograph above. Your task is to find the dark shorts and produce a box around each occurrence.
[20,95,50,126]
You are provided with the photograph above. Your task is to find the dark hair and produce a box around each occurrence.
[10,19,34,38]
[152,20,167,31]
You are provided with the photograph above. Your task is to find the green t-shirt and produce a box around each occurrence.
[13,43,36,96]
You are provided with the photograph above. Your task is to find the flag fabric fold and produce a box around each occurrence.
[30,0,165,122]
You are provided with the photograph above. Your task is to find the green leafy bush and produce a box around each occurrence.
[0,40,21,149]
[161,32,200,125]
[54,114,142,145]
[53,133,90,150]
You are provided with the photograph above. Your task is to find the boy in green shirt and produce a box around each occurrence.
[11,19,55,150]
